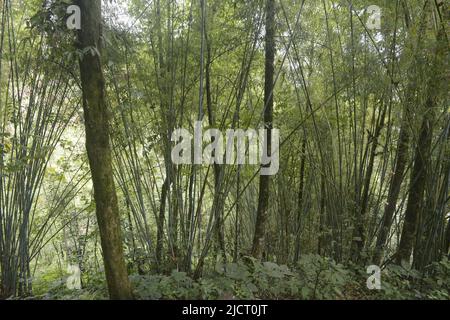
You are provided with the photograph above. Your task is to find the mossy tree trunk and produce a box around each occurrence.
[396,24,447,266]
[76,0,133,299]
[252,0,275,259]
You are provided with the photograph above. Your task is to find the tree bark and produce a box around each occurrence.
[445,219,450,259]
[76,0,133,299]
[396,25,447,266]
[252,0,275,259]
[396,105,433,265]
[156,177,169,269]
[373,4,428,265]
[293,138,307,263]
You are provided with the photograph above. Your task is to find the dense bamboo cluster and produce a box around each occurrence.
[0,0,448,299]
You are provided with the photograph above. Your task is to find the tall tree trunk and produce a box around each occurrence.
[445,219,450,259]
[396,104,433,265]
[293,137,307,263]
[156,177,169,269]
[373,123,410,264]
[396,25,447,266]
[204,24,226,264]
[76,0,133,299]
[373,4,428,264]
[318,174,326,256]
[252,0,275,259]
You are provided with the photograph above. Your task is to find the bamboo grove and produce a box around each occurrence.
[0,0,449,299]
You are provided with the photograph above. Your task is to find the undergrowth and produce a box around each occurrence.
[28,255,449,300]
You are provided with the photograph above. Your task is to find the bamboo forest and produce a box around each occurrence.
[0,0,449,301]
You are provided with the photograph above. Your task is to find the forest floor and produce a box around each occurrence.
[26,255,450,300]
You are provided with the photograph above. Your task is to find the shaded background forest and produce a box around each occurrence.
[0,0,449,299]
